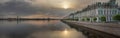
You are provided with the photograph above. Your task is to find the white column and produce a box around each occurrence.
[90,18,92,22]
[78,18,81,21]
[96,17,100,22]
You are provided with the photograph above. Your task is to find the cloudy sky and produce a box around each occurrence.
[0,0,120,18]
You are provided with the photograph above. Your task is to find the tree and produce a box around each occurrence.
[100,16,106,22]
[86,18,90,21]
[113,14,120,21]
[82,18,85,21]
[74,17,79,21]
[93,17,97,21]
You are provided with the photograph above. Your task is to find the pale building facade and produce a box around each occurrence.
[66,0,120,22]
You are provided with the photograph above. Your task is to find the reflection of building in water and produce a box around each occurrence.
[65,0,120,22]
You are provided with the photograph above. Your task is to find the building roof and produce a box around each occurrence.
[74,0,119,14]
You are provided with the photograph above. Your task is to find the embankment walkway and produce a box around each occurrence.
[62,20,120,38]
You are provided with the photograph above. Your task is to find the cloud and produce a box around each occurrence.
[0,0,39,17]
[0,0,120,18]
[0,0,11,4]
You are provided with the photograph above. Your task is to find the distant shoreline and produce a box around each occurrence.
[0,18,62,21]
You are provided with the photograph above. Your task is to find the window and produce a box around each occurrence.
[98,9,103,15]
[112,10,117,14]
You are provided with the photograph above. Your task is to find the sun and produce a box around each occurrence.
[62,1,70,9]
[63,4,69,9]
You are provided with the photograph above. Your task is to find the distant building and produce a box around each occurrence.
[66,0,120,22]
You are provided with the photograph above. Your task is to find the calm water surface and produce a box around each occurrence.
[0,20,86,38]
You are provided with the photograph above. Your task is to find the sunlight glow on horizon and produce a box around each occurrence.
[62,1,70,9]
[63,4,69,9]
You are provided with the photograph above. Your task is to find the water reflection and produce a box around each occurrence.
[29,29,86,38]
[23,20,59,25]
[63,29,68,35]
[0,20,86,38]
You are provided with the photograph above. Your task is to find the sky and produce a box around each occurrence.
[0,0,120,18]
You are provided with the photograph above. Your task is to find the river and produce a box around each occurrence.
[0,20,86,38]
